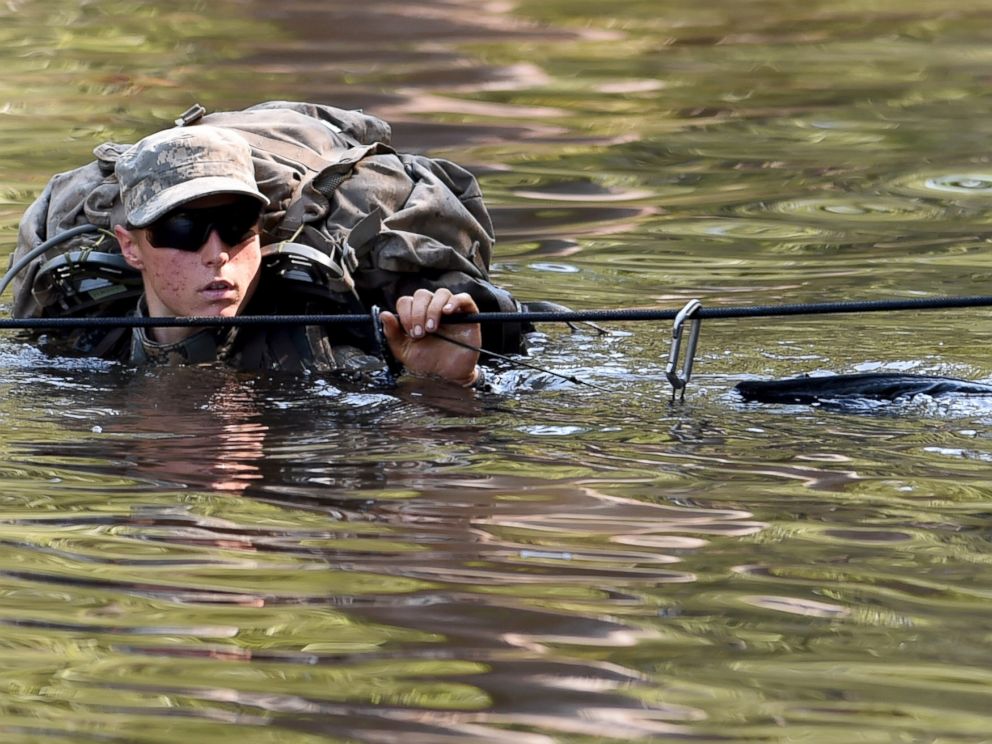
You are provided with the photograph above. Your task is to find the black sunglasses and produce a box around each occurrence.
[142,201,263,252]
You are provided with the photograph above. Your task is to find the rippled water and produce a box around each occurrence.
[3,0,992,741]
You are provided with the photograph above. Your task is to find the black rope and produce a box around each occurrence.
[3,294,992,330]
[438,333,616,393]
[466,294,992,324]
[0,314,372,330]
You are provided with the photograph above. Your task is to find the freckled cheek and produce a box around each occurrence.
[233,246,262,268]
[231,246,262,284]
[148,263,194,298]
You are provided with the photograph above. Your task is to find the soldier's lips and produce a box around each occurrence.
[200,280,237,300]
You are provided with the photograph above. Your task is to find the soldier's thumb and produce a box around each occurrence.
[379,311,407,355]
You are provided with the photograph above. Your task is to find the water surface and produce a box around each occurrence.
[2,1,992,741]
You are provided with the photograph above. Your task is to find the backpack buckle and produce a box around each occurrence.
[175,104,206,127]
[665,299,702,402]
[261,241,356,296]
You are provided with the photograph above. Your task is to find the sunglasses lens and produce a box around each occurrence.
[146,213,207,252]
[145,201,262,252]
[216,204,262,245]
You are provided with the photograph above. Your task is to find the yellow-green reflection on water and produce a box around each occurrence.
[0,0,282,216]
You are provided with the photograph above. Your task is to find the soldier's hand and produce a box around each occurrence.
[380,288,481,386]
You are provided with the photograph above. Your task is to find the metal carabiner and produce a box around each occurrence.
[370,305,404,379]
[665,299,702,402]
[370,305,386,356]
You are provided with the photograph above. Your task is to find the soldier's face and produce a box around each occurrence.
[115,195,262,342]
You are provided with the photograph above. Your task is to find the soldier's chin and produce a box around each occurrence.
[199,299,242,317]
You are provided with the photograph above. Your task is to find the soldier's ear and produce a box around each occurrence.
[114,225,145,270]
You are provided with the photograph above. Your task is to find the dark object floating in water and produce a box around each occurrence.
[735,373,992,405]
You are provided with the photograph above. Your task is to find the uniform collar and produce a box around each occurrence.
[129,296,239,365]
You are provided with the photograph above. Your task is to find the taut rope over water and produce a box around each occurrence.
[3,293,992,330]
[4,223,992,400]
[2,294,990,401]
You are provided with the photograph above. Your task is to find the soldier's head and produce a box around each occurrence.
[113,126,270,342]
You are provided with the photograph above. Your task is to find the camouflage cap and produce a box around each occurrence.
[116,125,269,228]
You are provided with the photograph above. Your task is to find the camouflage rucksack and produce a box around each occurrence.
[7,100,523,354]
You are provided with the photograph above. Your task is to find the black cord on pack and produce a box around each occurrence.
[0,224,103,296]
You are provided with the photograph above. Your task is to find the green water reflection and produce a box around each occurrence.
[4,0,992,742]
